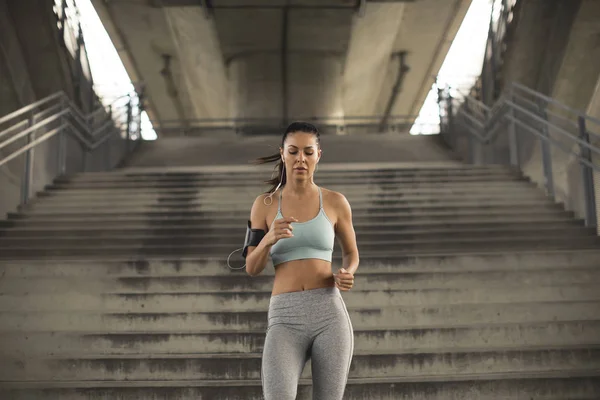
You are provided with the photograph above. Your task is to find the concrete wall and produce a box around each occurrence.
[518,0,600,223]
[164,7,230,120]
[586,77,600,234]
[447,0,600,232]
[0,0,127,219]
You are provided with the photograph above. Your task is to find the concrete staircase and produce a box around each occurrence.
[1,163,600,399]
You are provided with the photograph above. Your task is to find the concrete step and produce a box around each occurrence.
[58,167,519,181]
[24,202,565,214]
[1,229,595,248]
[72,163,511,173]
[34,187,544,201]
[1,221,589,238]
[0,236,600,261]
[4,298,599,336]
[51,174,526,187]
[1,301,599,332]
[55,168,527,183]
[34,189,549,202]
[2,236,599,259]
[2,346,599,381]
[12,206,573,219]
[1,251,598,277]
[1,215,581,230]
[1,320,600,356]
[2,285,599,313]
[46,181,535,192]
[1,374,600,400]
[26,196,556,210]
[2,266,600,295]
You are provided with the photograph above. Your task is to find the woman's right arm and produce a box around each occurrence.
[245,194,296,276]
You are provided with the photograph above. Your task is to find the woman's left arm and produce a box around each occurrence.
[333,193,359,289]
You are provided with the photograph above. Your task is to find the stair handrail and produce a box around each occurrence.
[441,81,600,228]
[0,91,142,205]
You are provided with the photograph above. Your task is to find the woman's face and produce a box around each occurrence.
[281,132,321,179]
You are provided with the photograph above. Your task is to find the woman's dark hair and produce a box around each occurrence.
[254,122,320,194]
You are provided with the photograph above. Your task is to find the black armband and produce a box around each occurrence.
[242,220,266,258]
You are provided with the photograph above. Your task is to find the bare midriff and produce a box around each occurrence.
[272,258,335,296]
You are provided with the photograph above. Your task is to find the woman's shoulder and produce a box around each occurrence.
[320,187,349,207]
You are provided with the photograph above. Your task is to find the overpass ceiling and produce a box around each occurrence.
[157,0,416,8]
[92,0,471,132]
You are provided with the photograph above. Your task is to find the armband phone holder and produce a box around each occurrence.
[227,221,267,270]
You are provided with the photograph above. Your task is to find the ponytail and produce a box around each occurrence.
[254,153,285,194]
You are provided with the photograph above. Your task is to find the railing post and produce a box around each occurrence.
[507,90,519,167]
[20,114,35,205]
[81,141,88,173]
[105,106,112,170]
[437,86,445,135]
[57,97,67,176]
[578,116,597,228]
[538,104,555,198]
[126,95,133,153]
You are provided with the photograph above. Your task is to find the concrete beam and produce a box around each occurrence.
[341,3,406,117]
[163,7,230,119]
[383,0,471,118]
[91,0,197,125]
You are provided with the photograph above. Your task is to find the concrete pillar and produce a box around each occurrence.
[520,0,600,224]
[228,53,344,128]
[502,0,581,96]
[164,7,230,120]
[287,55,344,120]
[342,3,406,117]
[228,54,283,122]
[5,0,75,100]
[586,77,600,234]
[0,0,37,219]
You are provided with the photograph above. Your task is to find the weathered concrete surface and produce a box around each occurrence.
[585,70,600,234]
[123,133,459,167]
[92,0,472,132]
[164,7,230,120]
[445,0,600,233]
[341,3,406,117]
[519,0,600,227]
[0,0,64,220]
[1,164,600,398]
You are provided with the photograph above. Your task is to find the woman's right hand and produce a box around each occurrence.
[264,216,299,246]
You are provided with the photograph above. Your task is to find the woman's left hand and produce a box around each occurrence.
[334,268,354,291]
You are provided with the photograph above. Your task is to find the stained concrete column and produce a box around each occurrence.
[228,54,283,122]
[341,3,406,117]
[502,0,581,97]
[287,55,344,120]
[586,76,600,234]
[519,0,600,223]
[164,7,230,120]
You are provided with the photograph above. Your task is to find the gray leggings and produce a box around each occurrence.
[261,286,354,400]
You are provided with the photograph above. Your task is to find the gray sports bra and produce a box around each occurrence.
[269,187,335,267]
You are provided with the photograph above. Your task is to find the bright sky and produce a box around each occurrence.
[411,0,494,134]
[75,0,494,139]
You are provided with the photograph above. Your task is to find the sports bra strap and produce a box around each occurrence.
[277,189,283,213]
[318,187,323,209]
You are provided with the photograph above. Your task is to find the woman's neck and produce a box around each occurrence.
[284,180,316,197]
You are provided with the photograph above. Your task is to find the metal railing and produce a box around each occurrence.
[439,81,600,228]
[0,92,142,206]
